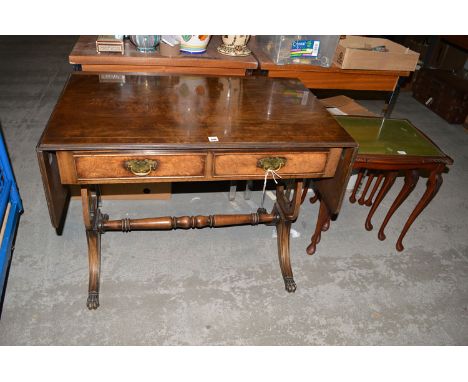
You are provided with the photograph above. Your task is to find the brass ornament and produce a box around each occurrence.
[257,157,287,171]
[125,159,158,176]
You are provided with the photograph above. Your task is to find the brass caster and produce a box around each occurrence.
[284,277,297,293]
[87,292,100,310]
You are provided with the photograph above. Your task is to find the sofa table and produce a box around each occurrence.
[306,116,453,254]
[37,73,357,309]
[69,36,258,76]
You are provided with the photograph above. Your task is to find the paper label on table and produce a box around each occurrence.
[290,40,320,57]
[208,136,219,142]
[397,150,407,155]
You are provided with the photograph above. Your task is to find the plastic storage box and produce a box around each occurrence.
[257,35,340,67]
[0,131,22,313]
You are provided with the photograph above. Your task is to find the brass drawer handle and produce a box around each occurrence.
[257,157,287,171]
[125,159,158,176]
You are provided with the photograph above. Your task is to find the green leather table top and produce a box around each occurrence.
[333,116,445,157]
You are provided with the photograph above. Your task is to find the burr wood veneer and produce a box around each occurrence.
[37,73,357,309]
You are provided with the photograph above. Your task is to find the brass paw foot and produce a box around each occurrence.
[87,292,100,310]
[284,277,297,293]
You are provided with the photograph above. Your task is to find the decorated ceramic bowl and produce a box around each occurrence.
[217,35,251,56]
[179,35,211,54]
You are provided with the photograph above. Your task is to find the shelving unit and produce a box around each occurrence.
[0,132,22,313]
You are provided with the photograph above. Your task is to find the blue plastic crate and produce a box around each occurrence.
[0,131,23,310]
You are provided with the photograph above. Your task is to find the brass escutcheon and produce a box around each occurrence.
[125,159,158,176]
[257,157,287,171]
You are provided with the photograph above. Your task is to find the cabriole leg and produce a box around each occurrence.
[358,173,375,205]
[306,198,330,255]
[365,173,384,206]
[349,169,364,203]
[396,167,444,251]
[378,170,419,241]
[365,171,397,231]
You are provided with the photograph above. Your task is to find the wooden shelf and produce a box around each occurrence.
[70,36,411,91]
[249,37,410,91]
[69,36,258,76]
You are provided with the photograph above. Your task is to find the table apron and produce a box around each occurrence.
[56,149,343,184]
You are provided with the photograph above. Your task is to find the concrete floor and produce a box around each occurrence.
[0,36,467,345]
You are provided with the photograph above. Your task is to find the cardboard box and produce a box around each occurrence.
[320,95,376,117]
[334,36,419,71]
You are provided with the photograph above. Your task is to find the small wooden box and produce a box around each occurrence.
[96,35,124,55]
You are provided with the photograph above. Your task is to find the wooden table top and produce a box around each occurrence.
[69,36,258,70]
[39,72,356,151]
[250,37,410,77]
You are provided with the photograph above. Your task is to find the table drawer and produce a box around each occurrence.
[213,149,342,178]
[57,151,207,184]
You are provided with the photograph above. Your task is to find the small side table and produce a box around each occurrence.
[307,116,453,254]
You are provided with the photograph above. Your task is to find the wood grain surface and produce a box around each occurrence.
[39,73,356,150]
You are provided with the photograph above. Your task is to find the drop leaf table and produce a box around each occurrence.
[37,73,357,309]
